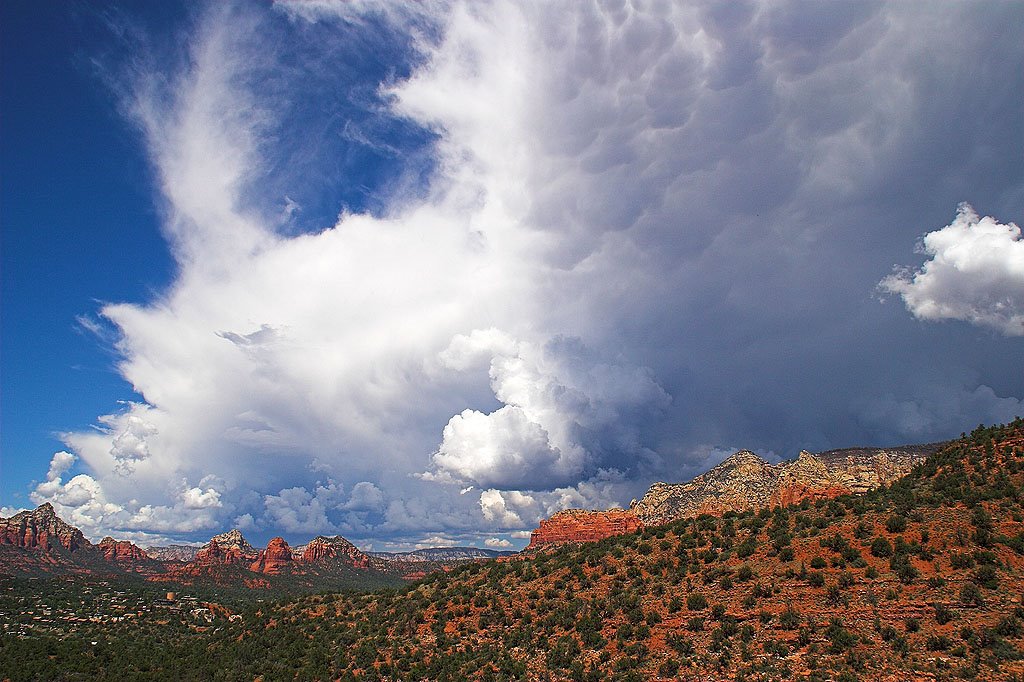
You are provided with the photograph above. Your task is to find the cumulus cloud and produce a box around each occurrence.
[22,0,1022,545]
[262,482,344,534]
[881,204,1024,336]
[429,332,669,490]
[478,489,533,528]
[484,537,512,548]
[109,413,158,474]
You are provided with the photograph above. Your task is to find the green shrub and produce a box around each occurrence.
[886,516,908,533]
[960,583,985,607]
[870,537,893,558]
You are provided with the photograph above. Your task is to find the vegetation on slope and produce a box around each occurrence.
[2,419,1023,681]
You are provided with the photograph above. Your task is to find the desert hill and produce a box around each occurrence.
[528,442,941,550]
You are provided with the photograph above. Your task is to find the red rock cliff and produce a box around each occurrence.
[0,503,87,552]
[300,536,371,568]
[97,537,150,564]
[527,509,643,549]
[251,537,293,574]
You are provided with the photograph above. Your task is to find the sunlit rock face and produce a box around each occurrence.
[631,445,940,526]
[250,537,294,575]
[299,536,371,568]
[0,503,87,552]
[527,509,643,549]
[98,537,150,565]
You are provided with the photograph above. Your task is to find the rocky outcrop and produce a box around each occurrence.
[0,503,88,552]
[208,529,258,558]
[631,445,939,526]
[190,529,259,568]
[98,537,150,565]
[250,537,293,574]
[300,535,371,568]
[527,509,643,549]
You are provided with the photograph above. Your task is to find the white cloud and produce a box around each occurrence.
[343,482,385,512]
[484,537,512,548]
[181,486,222,510]
[262,483,343,535]
[881,204,1024,336]
[413,535,461,549]
[478,489,533,528]
[108,413,158,474]
[429,333,669,490]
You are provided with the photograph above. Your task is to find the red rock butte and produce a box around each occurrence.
[526,508,643,549]
[250,537,293,574]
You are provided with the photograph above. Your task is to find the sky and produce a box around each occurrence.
[1,0,1022,551]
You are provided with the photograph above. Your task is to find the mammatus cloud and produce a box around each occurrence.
[23,1,1023,546]
[881,204,1024,336]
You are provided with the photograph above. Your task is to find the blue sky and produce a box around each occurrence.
[1,2,171,503]
[2,1,1022,550]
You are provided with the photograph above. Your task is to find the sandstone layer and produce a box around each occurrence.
[299,535,371,568]
[527,509,643,549]
[97,537,150,565]
[0,503,87,552]
[250,537,293,574]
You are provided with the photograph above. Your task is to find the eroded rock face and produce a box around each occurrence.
[527,509,643,549]
[300,536,371,568]
[190,529,259,568]
[97,537,150,564]
[0,503,88,552]
[208,529,258,558]
[632,445,939,526]
[251,537,293,574]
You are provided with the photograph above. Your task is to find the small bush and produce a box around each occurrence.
[886,515,908,533]
[780,606,801,630]
[960,583,985,607]
[871,537,893,558]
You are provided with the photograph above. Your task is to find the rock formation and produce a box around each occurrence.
[524,443,940,547]
[0,503,87,552]
[300,535,371,568]
[250,537,294,574]
[207,529,258,558]
[97,537,150,565]
[369,547,513,562]
[527,509,643,549]
[631,444,939,526]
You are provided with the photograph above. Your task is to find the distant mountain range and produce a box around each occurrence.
[0,506,505,590]
[368,547,515,562]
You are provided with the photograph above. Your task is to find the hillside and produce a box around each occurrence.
[526,442,938,551]
[1,420,1021,681]
[200,420,1019,681]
